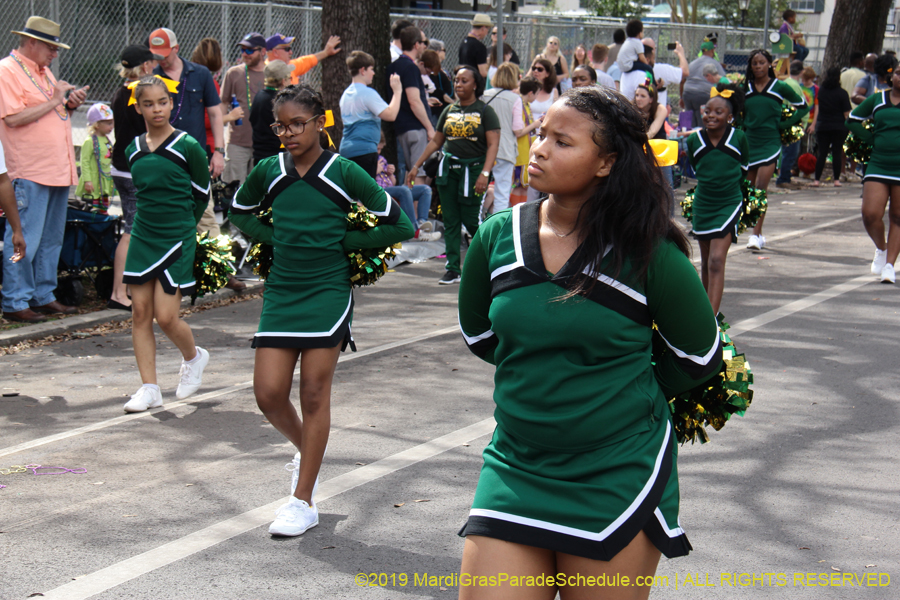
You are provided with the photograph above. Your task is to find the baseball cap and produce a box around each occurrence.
[238,32,266,49]
[148,27,178,57]
[266,33,295,51]
[264,60,293,81]
[87,103,114,125]
[120,44,163,69]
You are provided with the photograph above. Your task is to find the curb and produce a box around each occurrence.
[0,280,262,348]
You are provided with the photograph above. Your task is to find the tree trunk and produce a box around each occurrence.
[823,0,893,72]
[320,0,391,148]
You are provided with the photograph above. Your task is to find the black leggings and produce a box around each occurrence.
[815,130,847,181]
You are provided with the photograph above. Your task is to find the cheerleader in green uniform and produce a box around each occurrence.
[847,54,900,284]
[687,83,748,314]
[458,87,722,599]
[743,49,808,250]
[122,76,211,413]
[229,85,413,537]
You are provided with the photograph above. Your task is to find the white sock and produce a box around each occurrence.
[185,349,201,364]
[142,383,160,392]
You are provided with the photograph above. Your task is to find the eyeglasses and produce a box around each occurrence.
[276,46,292,53]
[531,66,545,72]
[241,47,260,55]
[270,115,318,136]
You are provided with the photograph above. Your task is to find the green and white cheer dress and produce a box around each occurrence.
[123,130,210,296]
[230,150,413,349]
[847,90,900,186]
[457,202,723,560]
[743,78,807,168]
[686,126,749,241]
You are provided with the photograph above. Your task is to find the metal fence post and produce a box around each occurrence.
[125,0,130,46]
[265,1,272,38]
[169,0,174,30]
[222,1,229,64]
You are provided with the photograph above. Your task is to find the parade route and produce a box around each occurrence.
[2,184,898,599]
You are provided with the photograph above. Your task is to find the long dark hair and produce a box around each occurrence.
[821,66,842,90]
[634,83,659,126]
[531,57,557,94]
[558,87,689,289]
[745,49,776,87]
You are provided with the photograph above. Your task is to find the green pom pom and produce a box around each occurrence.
[738,179,767,235]
[192,232,236,302]
[779,105,804,145]
[345,204,399,288]
[681,187,695,222]
[843,120,873,165]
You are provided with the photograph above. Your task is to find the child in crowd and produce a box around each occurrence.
[375,135,440,241]
[511,76,542,206]
[75,103,115,213]
[230,85,413,537]
[122,76,211,413]
[686,83,749,314]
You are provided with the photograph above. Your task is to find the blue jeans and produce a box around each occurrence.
[2,179,70,312]
[794,44,809,63]
[385,185,432,227]
[777,140,800,184]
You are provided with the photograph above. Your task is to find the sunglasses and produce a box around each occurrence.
[531,66,545,72]
[241,47,261,55]
[276,46,292,53]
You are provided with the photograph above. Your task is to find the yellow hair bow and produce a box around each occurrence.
[127,75,181,105]
[323,109,335,148]
[710,88,734,99]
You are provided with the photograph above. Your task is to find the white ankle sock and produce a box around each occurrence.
[142,383,160,392]
[185,350,201,364]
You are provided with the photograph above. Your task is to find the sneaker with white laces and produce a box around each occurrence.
[758,235,766,249]
[123,386,163,413]
[438,270,461,285]
[746,235,761,250]
[284,452,319,505]
[872,249,888,275]
[175,347,209,400]
[418,220,434,233]
[269,497,319,536]
[881,263,895,284]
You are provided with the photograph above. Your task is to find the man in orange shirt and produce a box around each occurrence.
[0,17,89,323]
[265,33,342,85]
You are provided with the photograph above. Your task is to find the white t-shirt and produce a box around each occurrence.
[617,37,645,72]
[0,139,6,175]
[597,69,616,90]
[390,44,402,62]
[653,62,684,106]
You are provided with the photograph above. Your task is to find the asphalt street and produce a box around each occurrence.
[1,182,898,599]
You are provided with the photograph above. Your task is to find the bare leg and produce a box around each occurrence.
[705,236,731,315]
[861,181,890,252]
[459,536,557,600]
[887,185,900,265]
[110,232,131,307]
[752,163,777,235]
[151,279,196,361]
[130,280,158,385]
[556,531,662,600]
[698,239,711,292]
[294,345,341,503]
[254,347,304,450]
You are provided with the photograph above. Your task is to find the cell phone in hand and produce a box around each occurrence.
[667,43,677,51]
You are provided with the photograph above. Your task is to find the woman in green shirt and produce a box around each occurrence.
[407,65,501,285]
[847,55,900,283]
[458,87,722,598]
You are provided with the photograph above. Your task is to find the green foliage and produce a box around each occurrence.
[584,0,646,19]
[700,0,792,28]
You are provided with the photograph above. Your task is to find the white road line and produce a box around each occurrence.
[38,417,497,600]
[691,213,861,263]
[0,326,459,459]
[728,274,874,337]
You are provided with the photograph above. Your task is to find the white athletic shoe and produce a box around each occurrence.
[881,263,895,284]
[123,386,163,413]
[746,235,761,250]
[872,249,888,275]
[285,451,322,502]
[175,347,209,400]
[417,230,442,242]
[269,497,319,536]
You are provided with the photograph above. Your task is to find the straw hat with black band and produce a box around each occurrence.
[12,16,70,50]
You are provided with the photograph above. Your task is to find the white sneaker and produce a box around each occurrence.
[269,497,319,536]
[175,347,209,400]
[123,386,163,413]
[872,249,888,275]
[746,235,761,250]
[418,220,434,233]
[758,235,766,249]
[417,230,442,242]
[881,263,895,284]
[284,452,320,504]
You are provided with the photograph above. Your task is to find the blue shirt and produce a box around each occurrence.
[154,58,221,150]
[608,62,622,82]
[386,55,428,135]
[339,83,389,158]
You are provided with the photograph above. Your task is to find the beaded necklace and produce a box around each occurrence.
[245,65,253,109]
[9,52,68,120]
